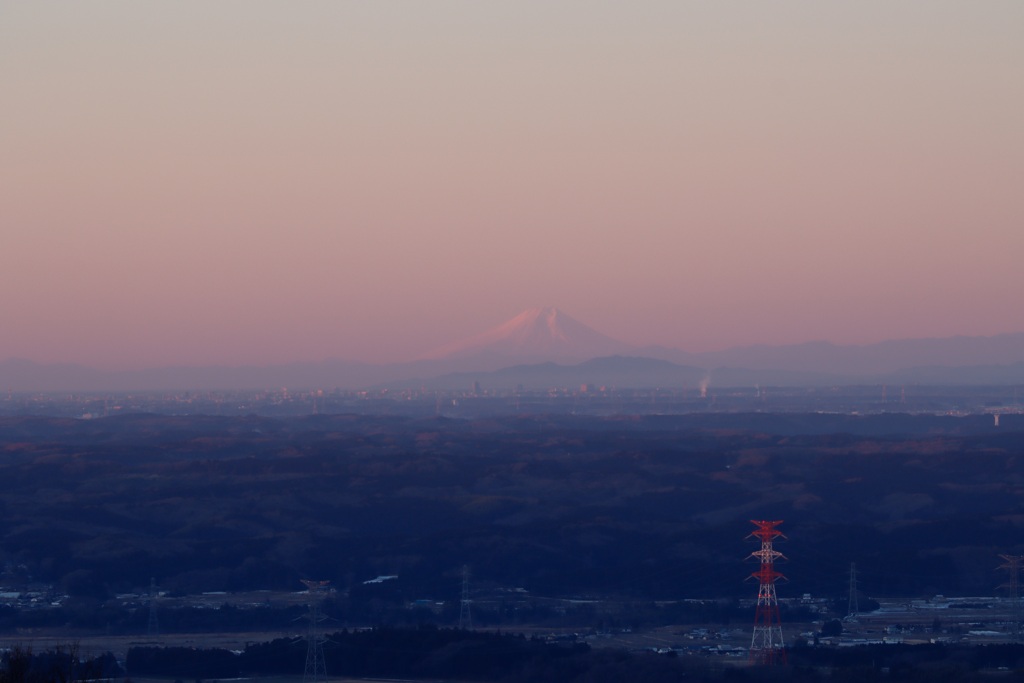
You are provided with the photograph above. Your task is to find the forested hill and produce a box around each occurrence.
[0,411,1021,603]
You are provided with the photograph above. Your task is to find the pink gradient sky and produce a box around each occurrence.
[2,2,1023,369]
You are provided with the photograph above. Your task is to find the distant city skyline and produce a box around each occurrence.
[2,2,1023,370]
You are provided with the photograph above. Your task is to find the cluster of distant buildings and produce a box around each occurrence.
[3,384,1023,420]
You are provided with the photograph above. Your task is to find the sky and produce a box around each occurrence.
[2,2,1023,369]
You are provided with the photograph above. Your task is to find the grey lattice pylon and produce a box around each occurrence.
[999,555,1023,641]
[458,565,473,630]
[847,563,859,619]
[302,579,330,683]
[147,577,159,637]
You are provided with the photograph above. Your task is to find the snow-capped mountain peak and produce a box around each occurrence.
[420,307,633,362]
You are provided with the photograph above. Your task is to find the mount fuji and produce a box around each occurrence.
[420,307,634,366]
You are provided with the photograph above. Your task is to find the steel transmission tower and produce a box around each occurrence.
[302,580,330,683]
[747,520,787,665]
[459,565,473,630]
[147,577,159,637]
[847,563,859,620]
[998,555,1023,640]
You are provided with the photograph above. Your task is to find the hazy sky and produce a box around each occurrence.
[3,2,1023,369]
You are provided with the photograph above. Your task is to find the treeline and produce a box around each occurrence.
[127,627,596,682]
[3,412,1024,602]
[789,641,1024,681]
[0,646,122,683]
[122,627,1024,683]
[126,627,721,683]
[4,631,1024,683]
[126,627,725,682]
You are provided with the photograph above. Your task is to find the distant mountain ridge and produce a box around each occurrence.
[2,308,1023,391]
[642,334,1024,376]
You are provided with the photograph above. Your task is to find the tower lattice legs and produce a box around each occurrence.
[748,520,787,665]
[302,580,329,683]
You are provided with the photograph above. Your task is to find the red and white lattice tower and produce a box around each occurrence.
[747,520,787,665]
